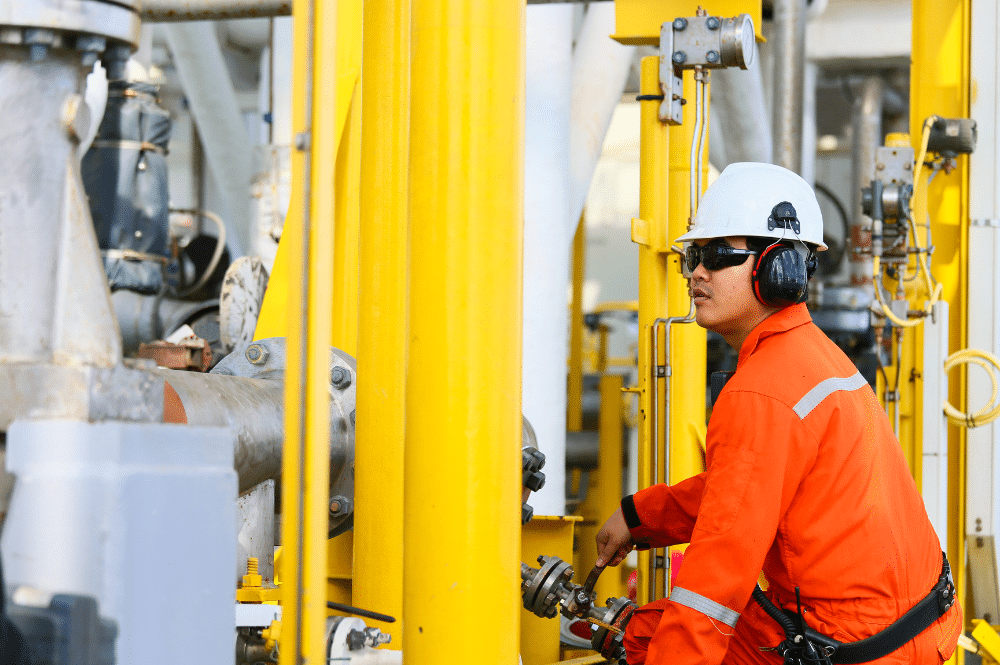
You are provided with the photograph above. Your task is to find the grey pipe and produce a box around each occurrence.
[139,0,290,21]
[850,77,884,288]
[771,0,807,173]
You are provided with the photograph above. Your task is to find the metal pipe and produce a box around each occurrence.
[140,0,291,21]
[771,0,807,173]
[568,214,586,433]
[850,76,884,288]
[709,43,772,168]
[696,72,710,211]
[404,0,523,661]
[354,0,410,645]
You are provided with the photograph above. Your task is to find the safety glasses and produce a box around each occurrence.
[684,243,758,272]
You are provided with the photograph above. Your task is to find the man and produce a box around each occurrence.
[595,163,962,664]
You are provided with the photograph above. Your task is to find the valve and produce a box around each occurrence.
[520,555,636,663]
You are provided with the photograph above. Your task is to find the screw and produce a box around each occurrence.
[329,495,352,516]
[331,366,352,389]
[246,344,269,365]
[706,50,720,63]
[673,17,688,31]
[672,51,687,65]
[537,555,546,565]
[706,16,721,30]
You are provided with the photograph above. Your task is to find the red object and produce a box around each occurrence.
[627,570,637,602]
[568,619,592,640]
[623,304,961,665]
[670,551,684,587]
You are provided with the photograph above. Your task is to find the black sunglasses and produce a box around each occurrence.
[684,243,758,272]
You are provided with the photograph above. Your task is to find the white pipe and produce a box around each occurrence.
[523,3,574,516]
[705,43,771,167]
[163,21,252,256]
[271,17,293,146]
[569,3,635,227]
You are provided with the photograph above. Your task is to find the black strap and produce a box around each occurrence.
[780,552,955,664]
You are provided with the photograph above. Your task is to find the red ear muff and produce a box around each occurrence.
[751,244,783,305]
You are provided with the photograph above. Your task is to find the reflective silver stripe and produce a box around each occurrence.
[669,586,740,628]
[793,372,868,419]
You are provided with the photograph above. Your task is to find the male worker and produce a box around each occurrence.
[595,163,962,664]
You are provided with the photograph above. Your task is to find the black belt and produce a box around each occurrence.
[760,552,956,664]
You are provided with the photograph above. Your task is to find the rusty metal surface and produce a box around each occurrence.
[137,338,212,372]
[139,0,291,21]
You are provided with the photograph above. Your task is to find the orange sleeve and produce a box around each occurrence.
[624,473,706,548]
[641,391,818,665]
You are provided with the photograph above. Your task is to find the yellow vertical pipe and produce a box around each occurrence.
[568,215,586,433]
[667,71,707,487]
[911,0,970,652]
[280,0,336,662]
[404,0,524,663]
[332,85,361,356]
[354,0,409,646]
[596,373,627,602]
[635,56,670,604]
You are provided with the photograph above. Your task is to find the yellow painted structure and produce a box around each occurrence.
[277,0,338,662]
[568,215,586,433]
[633,56,671,605]
[972,620,1000,663]
[520,516,581,665]
[909,0,971,650]
[255,0,363,355]
[352,0,410,646]
[403,1,524,664]
[611,0,763,45]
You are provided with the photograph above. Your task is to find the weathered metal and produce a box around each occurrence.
[140,0,292,21]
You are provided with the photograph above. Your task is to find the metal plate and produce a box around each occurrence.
[0,0,139,47]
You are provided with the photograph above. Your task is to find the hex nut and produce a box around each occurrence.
[331,366,352,389]
[672,51,687,64]
[246,344,269,365]
[673,17,688,31]
[706,16,721,30]
[706,50,720,63]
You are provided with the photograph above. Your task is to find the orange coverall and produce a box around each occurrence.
[621,303,961,664]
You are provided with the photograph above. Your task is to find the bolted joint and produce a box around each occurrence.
[329,495,353,517]
[672,51,687,64]
[331,366,352,389]
[706,50,720,63]
[706,16,721,30]
[245,343,269,365]
[672,17,688,31]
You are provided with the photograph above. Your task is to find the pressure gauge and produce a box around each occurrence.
[720,13,755,70]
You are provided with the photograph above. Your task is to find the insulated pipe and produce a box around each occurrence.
[569,3,636,227]
[354,0,409,646]
[139,0,291,21]
[163,22,252,257]
[850,77,884,288]
[523,2,573,517]
[709,44,771,168]
[771,0,807,173]
[405,0,523,661]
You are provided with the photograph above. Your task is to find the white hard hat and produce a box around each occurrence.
[676,162,828,250]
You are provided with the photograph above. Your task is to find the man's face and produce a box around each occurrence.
[688,236,773,343]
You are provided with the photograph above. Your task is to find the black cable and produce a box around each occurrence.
[752,586,797,636]
[326,601,396,624]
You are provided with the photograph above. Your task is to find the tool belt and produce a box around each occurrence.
[758,552,956,665]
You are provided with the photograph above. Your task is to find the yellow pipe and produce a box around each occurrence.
[332,84,361,356]
[568,214,586,433]
[596,373,627,602]
[911,0,970,650]
[635,56,670,604]
[404,0,524,662]
[279,0,336,662]
[353,0,410,645]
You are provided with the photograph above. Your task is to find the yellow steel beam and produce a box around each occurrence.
[568,214,586,433]
[911,0,970,651]
[403,0,524,662]
[255,0,363,351]
[972,620,1000,664]
[634,56,670,605]
[611,0,763,45]
[352,0,410,648]
[279,0,336,662]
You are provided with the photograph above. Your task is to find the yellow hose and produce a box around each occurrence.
[872,257,923,328]
[944,348,1000,428]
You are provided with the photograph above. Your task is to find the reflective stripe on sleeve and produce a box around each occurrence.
[669,586,740,628]
[793,372,868,419]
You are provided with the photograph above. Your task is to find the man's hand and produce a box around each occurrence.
[595,507,634,567]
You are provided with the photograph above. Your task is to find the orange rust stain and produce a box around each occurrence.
[163,381,188,424]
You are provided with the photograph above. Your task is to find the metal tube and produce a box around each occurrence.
[139,0,291,21]
[851,76,885,288]
[353,0,410,645]
[771,0,807,173]
[689,70,702,221]
[568,214,586,433]
[404,0,523,661]
[696,73,710,211]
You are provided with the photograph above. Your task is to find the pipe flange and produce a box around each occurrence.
[0,0,139,51]
[591,596,636,662]
[521,556,574,619]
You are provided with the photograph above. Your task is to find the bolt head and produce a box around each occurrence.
[706,50,720,63]
[673,17,688,31]
[706,16,721,30]
[537,555,546,565]
[331,366,352,389]
[246,344,269,365]
[672,51,687,64]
